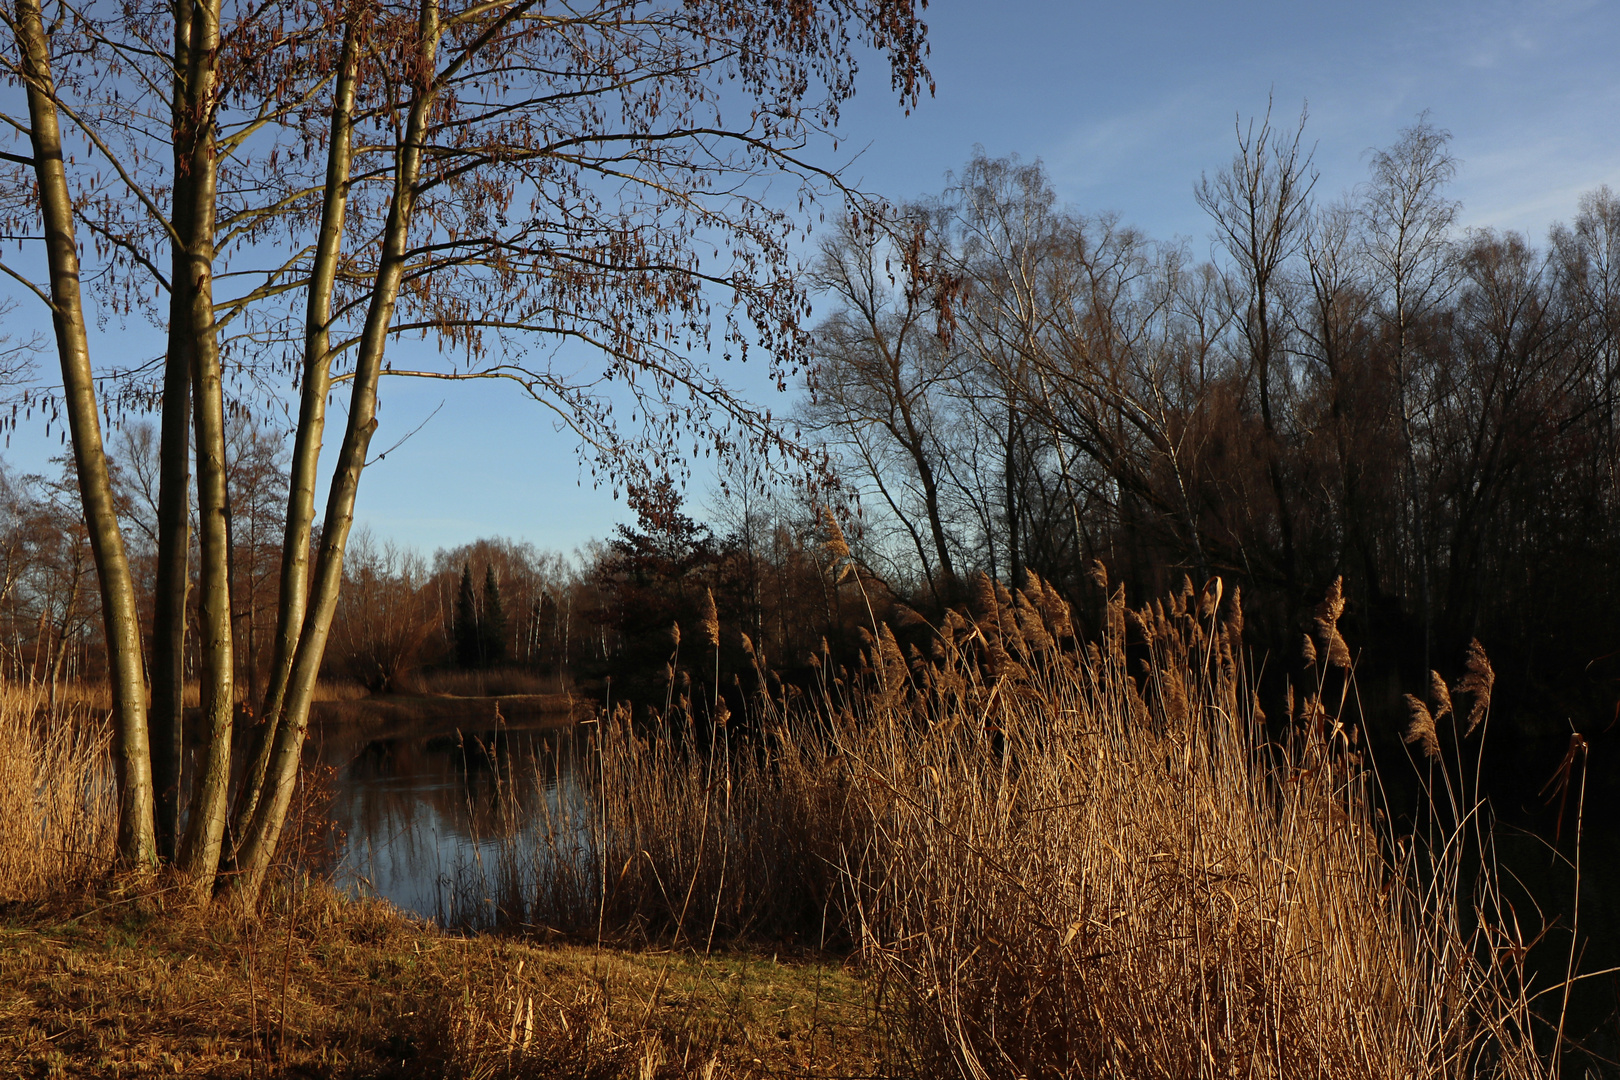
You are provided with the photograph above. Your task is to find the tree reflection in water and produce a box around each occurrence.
[316,715,588,929]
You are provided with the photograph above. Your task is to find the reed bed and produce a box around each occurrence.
[505,571,1549,1078]
[0,682,116,902]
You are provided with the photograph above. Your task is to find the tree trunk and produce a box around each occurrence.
[226,0,441,902]
[150,314,192,860]
[152,0,197,866]
[167,0,234,890]
[15,0,156,869]
[1253,294,1299,596]
[229,18,360,847]
[46,546,83,716]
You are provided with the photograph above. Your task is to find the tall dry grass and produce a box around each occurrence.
[837,578,1542,1079]
[507,572,1550,1078]
[0,683,116,901]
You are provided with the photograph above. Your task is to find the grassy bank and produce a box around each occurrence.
[0,683,883,1077]
[0,880,886,1079]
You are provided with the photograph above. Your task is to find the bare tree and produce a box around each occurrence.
[806,208,961,602]
[1195,101,1316,596]
[1358,114,1459,671]
[1552,187,1620,514]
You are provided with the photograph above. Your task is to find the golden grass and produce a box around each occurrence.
[838,596,1541,1078]
[402,667,572,698]
[0,879,881,1079]
[312,678,373,703]
[0,684,115,902]
[0,574,1559,1078]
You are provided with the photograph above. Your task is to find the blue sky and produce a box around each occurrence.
[7,0,1619,560]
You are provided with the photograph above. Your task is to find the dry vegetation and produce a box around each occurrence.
[0,880,881,1078]
[0,575,1568,1078]
[508,571,1553,1078]
[0,684,115,901]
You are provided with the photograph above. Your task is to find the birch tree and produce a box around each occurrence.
[1359,115,1458,672]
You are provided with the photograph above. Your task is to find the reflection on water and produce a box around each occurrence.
[311,713,588,926]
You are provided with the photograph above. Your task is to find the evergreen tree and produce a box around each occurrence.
[481,564,508,667]
[454,562,481,668]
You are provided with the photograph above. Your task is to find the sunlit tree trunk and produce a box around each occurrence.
[228,17,360,851]
[161,0,235,890]
[13,0,155,869]
[226,0,443,901]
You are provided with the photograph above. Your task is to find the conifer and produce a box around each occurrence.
[455,562,481,668]
[481,564,508,667]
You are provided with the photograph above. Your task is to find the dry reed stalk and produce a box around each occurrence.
[1457,638,1496,736]
[841,601,1540,1078]
[1314,575,1354,669]
[1405,694,1442,761]
[0,683,115,901]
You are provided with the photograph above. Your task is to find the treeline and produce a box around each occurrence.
[326,534,583,691]
[0,422,867,706]
[806,115,1620,770]
[327,476,887,709]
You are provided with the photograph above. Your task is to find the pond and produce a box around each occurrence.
[306,698,590,927]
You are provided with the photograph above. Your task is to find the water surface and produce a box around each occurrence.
[309,699,588,925]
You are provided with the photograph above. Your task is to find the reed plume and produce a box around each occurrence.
[1314,575,1353,668]
[820,506,850,561]
[1456,638,1495,736]
[1429,669,1453,723]
[696,590,719,650]
[1404,694,1441,761]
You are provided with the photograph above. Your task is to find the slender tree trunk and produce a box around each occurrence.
[1004,396,1023,588]
[167,0,235,889]
[1253,296,1298,595]
[151,343,192,860]
[245,535,258,707]
[227,0,441,901]
[1397,349,1431,676]
[15,0,156,868]
[229,19,360,847]
[46,547,83,715]
[882,337,955,598]
[152,0,197,865]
